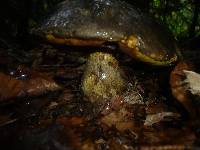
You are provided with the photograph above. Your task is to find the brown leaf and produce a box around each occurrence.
[100,104,145,132]
[0,70,61,102]
[170,62,195,116]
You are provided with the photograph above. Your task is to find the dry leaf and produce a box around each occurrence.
[0,71,61,102]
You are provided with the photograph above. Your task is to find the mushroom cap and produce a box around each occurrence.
[34,0,178,66]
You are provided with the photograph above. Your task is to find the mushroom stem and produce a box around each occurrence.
[81,52,126,103]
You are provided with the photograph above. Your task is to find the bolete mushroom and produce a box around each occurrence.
[33,0,178,104]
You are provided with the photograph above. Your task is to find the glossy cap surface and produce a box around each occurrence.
[34,0,178,65]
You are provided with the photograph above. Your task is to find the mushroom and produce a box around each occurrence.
[33,0,178,104]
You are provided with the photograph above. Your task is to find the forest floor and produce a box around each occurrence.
[0,38,200,150]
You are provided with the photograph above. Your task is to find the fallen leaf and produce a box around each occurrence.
[183,70,200,96]
[0,70,61,102]
[170,62,195,116]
